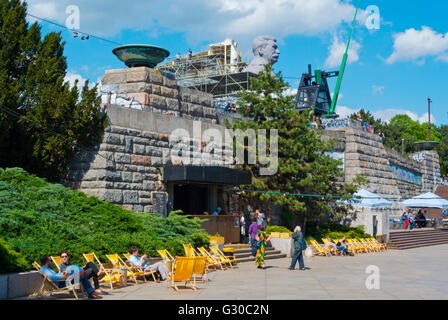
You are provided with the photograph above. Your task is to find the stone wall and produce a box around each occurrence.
[65,104,231,214]
[323,120,442,238]
[386,149,422,199]
[100,67,217,122]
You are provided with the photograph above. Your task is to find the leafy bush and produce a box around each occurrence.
[0,168,209,272]
[305,222,371,242]
[266,225,293,234]
[0,238,29,273]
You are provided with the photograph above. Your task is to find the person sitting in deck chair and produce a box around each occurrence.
[128,246,169,281]
[39,256,102,299]
[325,237,337,253]
[59,250,107,295]
[336,236,351,256]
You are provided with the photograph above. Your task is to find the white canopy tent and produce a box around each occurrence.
[401,192,448,209]
[347,189,393,208]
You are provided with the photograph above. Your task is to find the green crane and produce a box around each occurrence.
[322,0,361,118]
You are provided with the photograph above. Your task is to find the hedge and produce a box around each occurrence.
[0,168,210,272]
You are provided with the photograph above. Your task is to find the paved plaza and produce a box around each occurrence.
[27,244,448,300]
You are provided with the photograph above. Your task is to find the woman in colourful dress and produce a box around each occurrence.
[255,225,272,269]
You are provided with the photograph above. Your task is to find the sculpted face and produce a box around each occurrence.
[246,36,280,74]
[259,40,280,64]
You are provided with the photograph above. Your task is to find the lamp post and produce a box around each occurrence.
[401,138,404,157]
[428,97,432,141]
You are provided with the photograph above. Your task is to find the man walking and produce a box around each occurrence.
[289,226,307,270]
[248,218,259,257]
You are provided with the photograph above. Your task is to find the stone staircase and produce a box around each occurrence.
[224,244,287,263]
[388,228,448,250]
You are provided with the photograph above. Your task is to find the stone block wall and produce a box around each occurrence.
[323,122,442,238]
[343,127,401,198]
[412,151,441,193]
[65,105,232,213]
[386,149,422,199]
[99,67,217,122]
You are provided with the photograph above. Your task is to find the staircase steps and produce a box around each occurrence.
[388,228,448,250]
[231,246,287,263]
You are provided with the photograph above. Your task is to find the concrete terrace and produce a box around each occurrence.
[22,244,448,300]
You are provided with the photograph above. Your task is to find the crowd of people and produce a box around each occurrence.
[224,103,238,113]
[441,176,448,186]
[356,112,385,143]
[310,115,323,129]
[401,208,428,230]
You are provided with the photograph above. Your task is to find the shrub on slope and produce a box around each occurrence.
[0,168,209,271]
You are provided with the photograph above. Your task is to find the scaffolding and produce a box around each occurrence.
[156,39,257,110]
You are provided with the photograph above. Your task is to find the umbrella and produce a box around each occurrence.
[401,192,448,208]
[347,189,392,208]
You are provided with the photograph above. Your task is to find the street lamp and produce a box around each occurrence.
[401,139,404,157]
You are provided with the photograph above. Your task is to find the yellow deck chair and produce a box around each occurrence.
[359,238,377,252]
[210,246,238,268]
[169,256,197,292]
[346,239,363,254]
[368,238,387,251]
[157,249,176,288]
[370,238,388,251]
[106,254,148,285]
[157,249,175,262]
[321,238,341,255]
[31,261,80,299]
[122,253,157,282]
[50,256,63,272]
[352,239,370,253]
[310,240,331,256]
[83,253,122,289]
[183,243,199,257]
[364,238,384,252]
[198,247,224,271]
[192,256,207,283]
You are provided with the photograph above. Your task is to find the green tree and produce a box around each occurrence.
[0,0,106,181]
[349,108,381,128]
[436,125,448,176]
[231,65,364,233]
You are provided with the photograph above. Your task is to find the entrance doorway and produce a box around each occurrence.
[173,184,209,215]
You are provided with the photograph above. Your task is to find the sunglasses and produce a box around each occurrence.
[61,255,68,258]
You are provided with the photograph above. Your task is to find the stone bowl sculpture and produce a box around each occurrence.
[112,44,170,68]
[414,141,439,151]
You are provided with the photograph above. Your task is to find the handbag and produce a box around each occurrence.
[300,239,307,251]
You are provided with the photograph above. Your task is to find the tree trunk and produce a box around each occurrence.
[303,216,307,235]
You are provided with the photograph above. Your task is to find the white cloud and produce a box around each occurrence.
[372,85,385,95]
[283,87,297,96]
[64,71,95,91]
[371,109,436,124]
[334,106,437,124]
[386,26,448,64]
[335,105,358,118]
[331,92,343,100]
[25,0,359,45]
[418,112,436,124]
[324,36,361,68]
[27,1,58,20]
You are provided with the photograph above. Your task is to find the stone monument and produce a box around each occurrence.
[245,35,280,75]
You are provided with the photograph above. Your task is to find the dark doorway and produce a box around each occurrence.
[173,184,208,215]
[373,215,378,238]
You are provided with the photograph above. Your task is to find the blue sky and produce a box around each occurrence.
[25,0,448,125]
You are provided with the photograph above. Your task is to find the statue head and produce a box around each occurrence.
[245,36,280,74]
[252,36,280,64]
